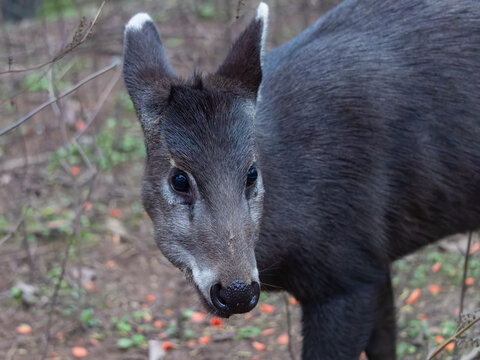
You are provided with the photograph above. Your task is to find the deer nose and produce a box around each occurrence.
[210,280,260,315]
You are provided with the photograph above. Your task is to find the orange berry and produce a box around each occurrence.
[469,243,480,255]
[110,208,122,218]
[428,285,442,295]
[71,346,88,358]
[16,324,32,335]
[405,288,421,305]
[418,314,428,322]
[106,260,116,268]
[261,328,275,336]
[198,336,211,344]
[83,201,92,212]
[445,342,455,352]
[154,320,163,329]
[434,335,445,344]
[260,304,275,314]
[71,166,80,176]
[289,297,299,306]
[277,333,289,345]
[209,317,223,327]
[162,341,173,351]
[190,312,206,323]
[431,263,442,273]
[252,341,265,351]
[75,120,86,132]
[465,277,475,286]
[146,294,156,302]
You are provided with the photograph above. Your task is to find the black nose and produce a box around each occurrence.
[210,280,260,315]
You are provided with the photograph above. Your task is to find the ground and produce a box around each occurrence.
[0,1,479,359]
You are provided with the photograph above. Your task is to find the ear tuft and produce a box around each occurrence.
[256,2,269,54]
[126,12,153,32]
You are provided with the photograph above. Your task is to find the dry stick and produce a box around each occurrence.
[284,294,296,360]
[428,316,480,360]
[66,68,121,146]
[0,0,108,75]
[452,230,473,360]
[40,172,97,360]
[0,60,120,137]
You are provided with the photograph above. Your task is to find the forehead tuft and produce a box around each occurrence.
[157,82,256,176]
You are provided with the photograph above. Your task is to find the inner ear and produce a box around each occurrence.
[216,2,269,97]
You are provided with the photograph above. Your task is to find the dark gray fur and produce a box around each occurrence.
[123,1,480,359]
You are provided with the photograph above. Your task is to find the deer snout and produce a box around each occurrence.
[210,280,260,315]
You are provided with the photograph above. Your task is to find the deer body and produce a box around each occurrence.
[123,1,480,359]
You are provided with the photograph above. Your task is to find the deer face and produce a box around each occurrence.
[123,4,269,316]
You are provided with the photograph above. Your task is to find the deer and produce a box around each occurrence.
[123,1,480,358]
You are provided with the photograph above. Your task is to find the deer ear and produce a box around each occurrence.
[216,2,268,97]
[123,13,175,128]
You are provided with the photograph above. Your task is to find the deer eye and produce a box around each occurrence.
[246,163,258,187]
[170,172,189,193]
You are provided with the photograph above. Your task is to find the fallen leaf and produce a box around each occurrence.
[428,285,442,295]
[260,304,275,314]
[198,336,211,344]
[154,320,164,329]
[431,263,442,273]
[75,120,86,132]
[16,324,32,335]
[261,328,275,336]
[465,277,475,286]
[110,208,122,218]
[244,313,253,320]
[72,346,88,358]
[252,341,265,351]
[445,342,455,352]
[89,338,99,345]
[146,294,156,302]
[434,335,445,344]
[209,317,222,327]
[162,341,173,351]
[277,334,289,345]
[405,288,421,305]
[159,332,168,339]
[190,312,206,323]
[71,166,80,176]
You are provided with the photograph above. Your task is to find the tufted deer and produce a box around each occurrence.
[123,1,480,359]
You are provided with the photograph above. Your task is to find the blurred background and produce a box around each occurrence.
[0,0,479,359]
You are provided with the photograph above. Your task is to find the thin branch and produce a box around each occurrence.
[452,231,473,359]
[0,0,108,75]
[284,294,296,360]
[0,60,120,137]
[40,172,97,360]
[0,217,24,246]
[66,68,121,145]
[427,316,480,360]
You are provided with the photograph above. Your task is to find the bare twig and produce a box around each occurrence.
[40,172,97,360]
[428,316,480,360]
[0,60,120,137]
[284,294,296,360]
[66,68,122,145]
[0,0,108,75]
[452,231,473,359]
[0,217,24,246]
